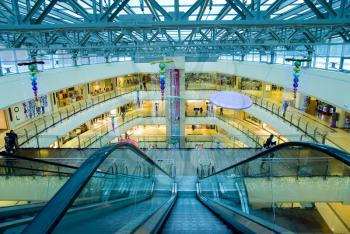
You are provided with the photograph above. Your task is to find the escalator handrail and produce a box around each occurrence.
[0,151,79,170]
[22,142,172,234]
[200,141,350,180]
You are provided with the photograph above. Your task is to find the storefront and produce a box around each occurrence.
[55,85,87,108]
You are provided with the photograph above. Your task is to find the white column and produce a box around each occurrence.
[261,82,271,98]
[336,109,346,128]
[295,92,308,112]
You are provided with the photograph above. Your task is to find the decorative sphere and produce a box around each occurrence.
[294,61,301,67]
[293,68,301,73]
[29,64,37,72]
[293,72,300,78]
[160,74,166,79]
[159,63,166,69]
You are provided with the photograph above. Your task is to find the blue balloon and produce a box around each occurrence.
[32,81,37,85]
[32,87,38,91]
[293,83,298,88]
[160,84,165,89]
[293,78,299,83]
[160,80,165,85]
[160,74,166,79]
[293,72,300,78]
[30,76,37,81]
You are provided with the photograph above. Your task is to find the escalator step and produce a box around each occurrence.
[161,198,232,233]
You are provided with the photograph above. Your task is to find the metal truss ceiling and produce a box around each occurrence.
[0,0,349,58]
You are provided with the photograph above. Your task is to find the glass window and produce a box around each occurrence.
[329,44,342,57]
[315,57,327,69]
[327,57,340,70]
[342,58,350,71]
[246,54,253,61]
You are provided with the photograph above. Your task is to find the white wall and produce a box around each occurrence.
[1,60,349,111]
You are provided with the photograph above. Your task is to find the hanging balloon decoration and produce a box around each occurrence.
[29,64,39,101]
[18,61,45,101]
[159,63,166,100]
[292,61,301,98]
[285,57,311,99]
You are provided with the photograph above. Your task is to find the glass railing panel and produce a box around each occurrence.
[0,155,76,208]
[49,146,173,233]
[199,144,350,233]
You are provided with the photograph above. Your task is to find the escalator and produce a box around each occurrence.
[1,142,349,233]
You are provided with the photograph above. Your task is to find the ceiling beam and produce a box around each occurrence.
[227,0,253,19]
[225,0,245,19]
[108,0,131,22]
[66,0,92,22]
[181,0,203,20]
[35,0,59,24]
[100,0,122,21]
[197,0,209,20]
[147,0,172,21]
[304,0,326,19]
[145,0,160,21]
[316,0,337,17]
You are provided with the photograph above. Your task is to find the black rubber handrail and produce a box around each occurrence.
[201,141,350,180]
[0,151,79,170]
[22,142,172,234]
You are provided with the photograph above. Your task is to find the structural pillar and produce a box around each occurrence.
[261,82,271,98]
[295,92,308,112]
[336,109,346,128]
[165,57,185,148]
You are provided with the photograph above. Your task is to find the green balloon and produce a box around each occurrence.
[30,71,36,76]
[159,63,166,69]
[294,61,301,67]
[160,69,166,74]
[293,67,301,72]
[28,64,37,72]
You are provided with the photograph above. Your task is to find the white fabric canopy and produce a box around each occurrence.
[209,91,253,110]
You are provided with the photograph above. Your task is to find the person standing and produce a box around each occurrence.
[9,130,18,150]
[263,134,275,149]
[282,100,288,117]
[143,79,147,91]
[4,133,13,154]
[219,107,223,116]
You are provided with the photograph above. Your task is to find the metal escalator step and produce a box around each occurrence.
[161,198,232,233]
